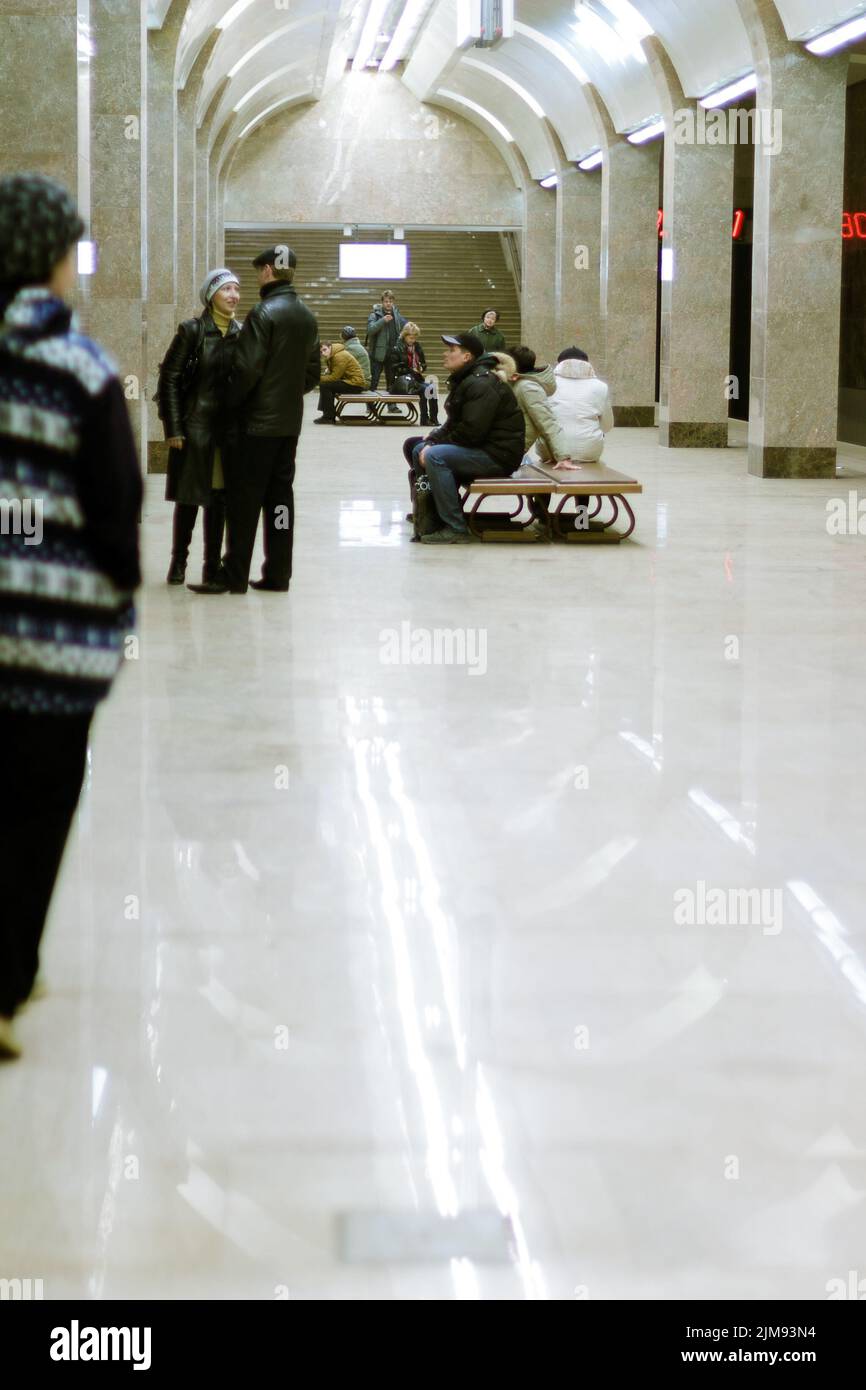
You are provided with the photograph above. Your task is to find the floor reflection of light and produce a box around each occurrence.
[620,730,662,772]
[450,1256,480,1299]
[339,499,403,547]
[91,1066,108,1121]
[353,735,459,1217]
[688,788,755,855]
[476,1065,547,1300]
[787,880,866,1009]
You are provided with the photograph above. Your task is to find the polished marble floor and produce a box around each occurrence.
[3,405,866,1300]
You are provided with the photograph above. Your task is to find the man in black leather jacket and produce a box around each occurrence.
[190,244,320,594]
[408,333,524,544]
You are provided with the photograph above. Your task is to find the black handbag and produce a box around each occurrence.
[412,473,441,540]
[155,317,206,422]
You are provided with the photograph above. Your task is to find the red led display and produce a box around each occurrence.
[657,210,746,239]
[843,213,866,239]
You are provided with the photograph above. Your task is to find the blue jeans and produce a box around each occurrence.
[411,440,502,533]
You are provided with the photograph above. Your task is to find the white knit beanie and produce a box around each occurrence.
[199,267,239,306]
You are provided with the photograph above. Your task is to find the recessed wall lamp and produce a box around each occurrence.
[626,117,664,144]
[577,149,603,170]
[539,173,558,188]
[806,13,866,54]
[699,73,757,108]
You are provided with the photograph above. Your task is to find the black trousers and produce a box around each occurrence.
[224,434,298,591]
[0,709,93,1016]
[318,380,363,420]
[370,360,392,392]
[171,491,226,579]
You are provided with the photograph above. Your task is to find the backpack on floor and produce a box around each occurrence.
[412,473,441,540]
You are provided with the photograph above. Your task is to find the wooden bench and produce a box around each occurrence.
[463,462,642,543]
[335,393,420,425]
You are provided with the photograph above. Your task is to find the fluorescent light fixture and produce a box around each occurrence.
[514,21,589,83]
[461,57,545,118]
[577,148,603,170]
[627,117,664,144]
[573,4,642,64]
[660,247,673,281]
[806,14,866,53]
[339,243,408,279]
[699,73,757,108]
[353,0,391,69]
[438,89,515,143]
[539,173,558,188]
[218,0,255,31]
[77,240,97,275]
[380,0,431,71]
[232,63,302,113]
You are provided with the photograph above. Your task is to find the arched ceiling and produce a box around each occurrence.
[150,0,866,184]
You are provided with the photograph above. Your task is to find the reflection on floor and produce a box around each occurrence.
[3,401,866,1300]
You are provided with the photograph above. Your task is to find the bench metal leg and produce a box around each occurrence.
[551,493,636,543]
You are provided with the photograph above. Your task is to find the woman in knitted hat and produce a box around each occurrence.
[157,268,241,584]
[0,173,142,1059]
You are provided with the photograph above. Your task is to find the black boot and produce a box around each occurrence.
[169,503,196,585]
[202,491,226,584]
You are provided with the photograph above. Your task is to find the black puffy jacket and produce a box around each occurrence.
[426,353,524,473]
[227,281,320,436]
[387,340,427,383]
[159,312,240,506]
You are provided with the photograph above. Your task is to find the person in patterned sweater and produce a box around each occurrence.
[0,173,141,1060]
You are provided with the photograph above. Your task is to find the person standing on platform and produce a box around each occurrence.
[467,308,506,354]
[0,174,141,1059]
[159,268,241,585]
[366,290,406,393]
[189,245,319,596]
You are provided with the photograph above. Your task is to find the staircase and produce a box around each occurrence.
[224,227,521,355]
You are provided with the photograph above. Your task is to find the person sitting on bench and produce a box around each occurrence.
[406,332,525,546]
[388,322,438,426]
[315,340,366,424]
[536,348,614,465]
[492,345,577,469]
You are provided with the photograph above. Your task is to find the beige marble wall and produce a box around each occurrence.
[522,180,558,364]
[146,0,184,470]
[0,3,78,190]
[556,164,603,371]
[737,0,847,477]
[86,0,147,463]
[176,85,197,321]
[646,37,733,449]
[585,85,659,425]
[224,72,522,227]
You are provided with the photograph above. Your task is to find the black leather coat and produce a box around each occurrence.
[426,353,525,474]
[387,340,427,382]
[160,312,240,506]
[227,282,320,436]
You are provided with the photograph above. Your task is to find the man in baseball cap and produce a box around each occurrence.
[402,330,524,544]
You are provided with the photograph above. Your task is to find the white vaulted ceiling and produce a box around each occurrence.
[158,0,866,182]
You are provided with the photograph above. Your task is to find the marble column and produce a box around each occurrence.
[645,36,733,448]
[585,85,659,426]
[0,2,78,189]
[146,0,184,473]
[555,162,603,371]
[736,0,847,477]
[522,172,558,365]
[87,0,147,462]
[197,80,227,281]
[176,31,219,319]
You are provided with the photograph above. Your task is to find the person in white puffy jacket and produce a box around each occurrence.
[534,348,615,467]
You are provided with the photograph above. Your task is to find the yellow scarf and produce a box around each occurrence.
[210,304,234,336]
